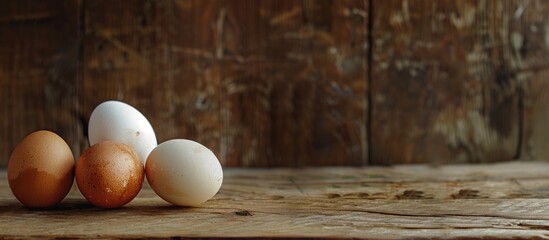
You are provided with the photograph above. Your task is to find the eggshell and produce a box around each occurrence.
[8,130,74,208]
[88,100,157,164]
[145,139,223,207]
[76,141,144,208]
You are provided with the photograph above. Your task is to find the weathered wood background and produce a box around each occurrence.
[1,0,548,167]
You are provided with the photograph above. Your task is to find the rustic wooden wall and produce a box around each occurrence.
[1,0,548,167]
[0,0,83,165]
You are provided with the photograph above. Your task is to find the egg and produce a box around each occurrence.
[8,130,74,208]
[75,141,144,208]
[145,139,223,207]
[88,100,157,164]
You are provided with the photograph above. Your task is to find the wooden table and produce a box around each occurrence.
[2,162,549,239]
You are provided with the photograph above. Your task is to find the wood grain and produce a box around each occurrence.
[517,0,549,161]
[370,0,537,164]
[0,0,82,166]
[80,0,368,167]
[82,0,233,164]
[219,0,368,167]
[2,162,549,239]
[2,0,549,167]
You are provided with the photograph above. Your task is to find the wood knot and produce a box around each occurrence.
[451,189,479,199]
[235,210,253,216]
[342,192,370,198]
[326,193,341,199]
[396,190,425,199]
[357,192,370,198]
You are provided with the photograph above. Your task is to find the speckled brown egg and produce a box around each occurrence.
[75,141,144,208]
[8,130,75,208]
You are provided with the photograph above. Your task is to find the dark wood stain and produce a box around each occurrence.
[0,0,83,163]
[234,210,253,216]
[369,0,548,164]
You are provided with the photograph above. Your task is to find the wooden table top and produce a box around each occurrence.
[2,162,549,239]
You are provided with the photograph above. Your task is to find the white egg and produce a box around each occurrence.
[88,100,157,164]
[145,139,223,207]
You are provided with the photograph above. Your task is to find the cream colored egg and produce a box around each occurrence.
[145,139,223,207]
[88,100,157,164]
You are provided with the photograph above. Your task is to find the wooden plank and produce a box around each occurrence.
[81,0,162,151]
[163,0,226,164]
[0,0,81,167]
[82,0,227,164]
[220,0,369,167]
[4,0,549,168]
[2,162,549,239]
[81,0,369,167]
[370,0,535,164]
[517,1,549,160]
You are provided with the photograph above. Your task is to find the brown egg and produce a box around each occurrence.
[76,141,144,208]
[8,130,75,208]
